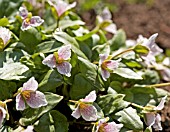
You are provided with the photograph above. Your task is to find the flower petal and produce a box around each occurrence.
[21,20,32,31]
[0,107,6,127]
[56,62,72,77]
[154,95,167,111]
[101,7,112,21]
[16,94,26,111]
[30,16,44,27]
[26,91,48,108]
[22,77,38,91]
[105,59,121,71]
[65,2,76,12]
[103,122,123,132]
[24,125,34,132]
[81,90,96,102]
[144,113,155,127]
[104,23,117,34]
[42,54,57,68]
[80,104,97,121]
[101,68,110,81]
[58,45,71,60]
[153,114,162,131]
[99,54,108,65]
[0,27,11,45]
[19,6,28,19]
[71,105,81,119]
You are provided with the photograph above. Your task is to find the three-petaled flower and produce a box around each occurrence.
[71,90,98,121]
[15,77,48,111]
[0,27,11,50]
[144,96,167,131]
[42,44,72,77]
[99,54,121,81]
[137,33,163,66]
[95,117,123,132]
[19,6,44,31]
[48,0,76,17]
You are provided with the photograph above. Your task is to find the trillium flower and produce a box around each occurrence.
[97,7,117,34]
[15,77,48,111]
[42,44,72,77]
[0,105,7,127]
[99,54,121,81]
[71,90,98,121]
[19,6,44,31]
[0,27,11,50]
[144,96,167,131]
[95,117,123,132]
[48,0,76,17]
[137,33,163,66]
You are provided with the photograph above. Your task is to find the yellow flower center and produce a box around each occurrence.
[21,90,33,100]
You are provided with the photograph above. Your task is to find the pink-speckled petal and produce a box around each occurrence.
[71,105,81,119]
[16,94,26,111]
[42,54,57,68]
[101,68,110,81]
[26,91,48,108]
[154,96,167,111]
[103,122,123,132]
[81,90,96,102]
[145,113,155,127]
[104,23,117,34]
[21,20,31,31]
[22,77,38,91]
[0,106,6,127]
[58,45,71,60]
[153,114,162,131]
[0,27,11,45]
[99,54,108,65]
[106,59,121,71]
[19,6,28,19]
[80,104,97,121]
[56,62,72,77]
[30,16,44,27]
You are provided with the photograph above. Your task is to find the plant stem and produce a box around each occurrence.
[147,82,170,88]
[69,100,78,103]
[131,103,144,109]
[111,48,134,59]
[4,99,13,103]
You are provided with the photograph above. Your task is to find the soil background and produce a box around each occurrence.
[78,0,170,131]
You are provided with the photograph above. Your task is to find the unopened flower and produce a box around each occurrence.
[0,103,7,127]
[48,0,76,17]
[97,7,117,34]
[42,44,72,77]
[0,27,11,50]
[99,54,121,81]
[71,90,98,121]
[95,117,123,132]
[16,77,48,111]
[144,96,167,131]
[19,6,44,31]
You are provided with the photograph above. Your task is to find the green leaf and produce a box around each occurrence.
[114,68,143,80]
[0,80,16,100]
[38,70,63,92]
[35,40,63,53]
[97,94,130,115]
[0,61,29,80]
[69,73,96,100]
[53,31,87,59]
[110,29,126,51]
[144,127,152,132]
[19,92,63,126]
[133,44,149,54]
[59,19,85,30]
[116,107,143,130]
[34,110,69,132]
[20,28,41,54]
[0,17,9,26]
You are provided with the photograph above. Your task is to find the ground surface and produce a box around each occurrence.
[79,0,170,131]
